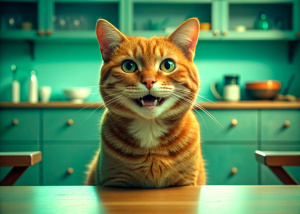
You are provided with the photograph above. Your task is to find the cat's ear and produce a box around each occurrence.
[96,19,126,61]
[167,18,200,60]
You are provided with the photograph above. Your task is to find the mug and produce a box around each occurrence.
[211,75,240,102]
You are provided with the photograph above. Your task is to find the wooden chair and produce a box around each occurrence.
[0,151,42,186]
[255,150,300,185]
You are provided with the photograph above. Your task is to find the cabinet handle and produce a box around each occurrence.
[12,119,19,126]
[67,119,74,125]
[222,30,227,35]
[38,29,44,36]
[46,29,52,35]
[213,29,220,36]
[67,168,74,174]
[284,120,291,128]
[231,119,238,126]
[231,167,238,174]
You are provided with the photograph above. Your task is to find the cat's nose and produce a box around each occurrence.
[142,78,157,90]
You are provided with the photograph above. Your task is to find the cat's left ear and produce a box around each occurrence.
[96,19,127,62]
[167,18,200,60]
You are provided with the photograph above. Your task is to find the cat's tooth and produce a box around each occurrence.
[154,99,158,106]
[141,99,145,106]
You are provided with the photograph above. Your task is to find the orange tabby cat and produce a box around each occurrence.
[86,18,206,188]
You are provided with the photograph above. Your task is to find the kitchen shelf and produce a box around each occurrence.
[1,101,299,109]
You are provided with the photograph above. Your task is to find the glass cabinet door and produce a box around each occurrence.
[220,0,297,40]
[0,0,45,39]
[45,0,121,40]
[128,0,220,40]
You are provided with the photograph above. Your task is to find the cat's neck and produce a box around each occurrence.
[106,108,192,148]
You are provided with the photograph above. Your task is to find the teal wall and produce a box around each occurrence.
[1,39,299,102]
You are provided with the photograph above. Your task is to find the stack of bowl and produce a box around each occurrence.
[245,80,281,100]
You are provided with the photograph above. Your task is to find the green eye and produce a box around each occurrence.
[122,60,137,73]
[160,59,175,73]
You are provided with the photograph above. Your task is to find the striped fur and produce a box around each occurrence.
[86,18,206,188]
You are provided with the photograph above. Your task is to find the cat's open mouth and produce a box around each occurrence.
[133,95,166,107]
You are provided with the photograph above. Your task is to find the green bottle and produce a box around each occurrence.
[254,12,271,30]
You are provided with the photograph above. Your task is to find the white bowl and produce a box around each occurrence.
[63,88,91,103]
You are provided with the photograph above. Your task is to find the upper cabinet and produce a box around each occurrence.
[127,0,219,40]
[0,0,123,41]
[219,0,298,40]
[0,0,299,41]
[0,0,45,40]
[45,0,122,40]
[128,0,299,40]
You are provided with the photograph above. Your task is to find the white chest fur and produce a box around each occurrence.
[128,119,169,148]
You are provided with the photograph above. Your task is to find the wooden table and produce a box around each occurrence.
[0,186,299,214]
[0,151,42,186]
[255,150,300,185]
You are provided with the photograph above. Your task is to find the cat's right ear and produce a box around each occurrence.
[96,19,126,62]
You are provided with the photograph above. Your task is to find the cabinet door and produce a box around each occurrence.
[128,0,219,40]
[43,144,99,185]
[195,110,258,141]
[45,0,121,39]
[0,144,40,186]
[220,0,296,40]
[261,110,300,141]
[0,0,45,39]
[43,109,102,141]
[202,143,258,185]
[0,109,40,141]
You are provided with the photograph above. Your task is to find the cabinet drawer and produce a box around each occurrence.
[260,145,300,185]
[196,110,258,141]
[202,143,258,185]
[0,144,40,186]
[261,110,300,141]
[0,109,40,141]
[43,144,99,185]
[43,109,102,141]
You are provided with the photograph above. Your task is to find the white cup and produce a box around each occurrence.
[39,86,52,103]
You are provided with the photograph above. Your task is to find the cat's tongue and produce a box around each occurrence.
[142,95,156,106]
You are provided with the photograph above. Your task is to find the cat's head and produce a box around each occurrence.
[97,18,200,120]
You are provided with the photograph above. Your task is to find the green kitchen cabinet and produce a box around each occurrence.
[196,109,258,141]
[202,143,258,185]
[0,0,46,40]
[127,0,298,41]
[196,109,259,185]
[0,109,40,141]
[42,144,99,185]
[42,109,102,185]
[44,0,123,40]
[260,144,300,185]
[219,0,298,40]
[127,0,220,40]
[0,144,41,186]
[43,109,102,142]
[1,0,298,41]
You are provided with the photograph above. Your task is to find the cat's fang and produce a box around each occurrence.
[141,99,145,106]
[154,99,158,106]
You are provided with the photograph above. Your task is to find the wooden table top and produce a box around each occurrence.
[0,151,42,167]
[0,186,299,214]
[255,150,300,166]
[1,101,300,109]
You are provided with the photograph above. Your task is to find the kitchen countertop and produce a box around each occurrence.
[0,101,300,109]
[0,185,299,214]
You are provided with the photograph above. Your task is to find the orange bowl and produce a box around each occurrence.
[245,80,281,90]
[245,80,281,100]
